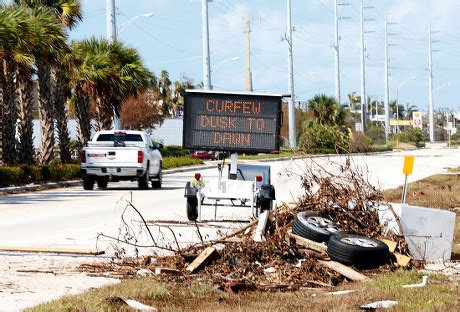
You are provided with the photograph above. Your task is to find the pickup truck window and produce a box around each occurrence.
[96,133,143,142]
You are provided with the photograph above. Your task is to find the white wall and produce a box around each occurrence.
[31,118,184,148]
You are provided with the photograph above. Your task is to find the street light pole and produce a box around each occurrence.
[428,22,434,142]
[202,0,211,90]
[287,0,296,148]
[106,0,116,43]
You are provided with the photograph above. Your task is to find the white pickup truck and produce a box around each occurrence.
[80,130,163,190]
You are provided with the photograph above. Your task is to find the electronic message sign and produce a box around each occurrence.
[183,90,282,153]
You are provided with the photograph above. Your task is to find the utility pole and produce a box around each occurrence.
[384,12,390,142]
[428,22,434,142]
[106,0,116,43]
[202,0,211,90]
[287,0,296,148]
[244,19,253,91]
[360,0,367,133]
[334,0,341,105]
[106,0,121,129]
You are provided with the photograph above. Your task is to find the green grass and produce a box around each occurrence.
[28,270,459,312]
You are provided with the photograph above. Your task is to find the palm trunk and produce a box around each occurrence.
[75,84,91,146]
[53,67,71,163]
[37,62,55,164]
[0,72,4,165]
[2,59,18,166]
[16,66,35,164]
[97,97,113,130]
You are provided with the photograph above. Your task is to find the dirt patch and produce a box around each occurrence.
[0,254,119,311]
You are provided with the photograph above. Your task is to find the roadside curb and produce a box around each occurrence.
[0,180,82,196]
[163,164,214,175]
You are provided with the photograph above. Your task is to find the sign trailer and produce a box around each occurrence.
[182,90,282,221]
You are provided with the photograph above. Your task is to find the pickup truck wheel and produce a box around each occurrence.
[152,166,162,189]
[138,167,149,190]
[186,198,198,221]
[82,176,94,190]
[97,177,108,189]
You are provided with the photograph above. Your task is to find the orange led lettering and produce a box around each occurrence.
[206,100,214,112]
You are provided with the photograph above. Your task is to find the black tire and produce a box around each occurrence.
[138,166,149,190]
[152,164,162,189]
[292,211,338,243]
[82,176,94,190]
[186,198,198,221]
[259,199,272,212]
[327,233,390,269]
[97,177,108,189]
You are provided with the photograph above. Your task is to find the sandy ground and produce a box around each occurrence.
[0,254,119,312]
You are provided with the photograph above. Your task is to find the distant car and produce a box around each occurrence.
[192,150,215,160]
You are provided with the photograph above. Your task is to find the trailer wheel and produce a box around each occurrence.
[97,177,108,189]
[82,176,94,190]
[327,233,389,269]
[186,198,198,221]
[259,199,272,212]
[292,211,338,243]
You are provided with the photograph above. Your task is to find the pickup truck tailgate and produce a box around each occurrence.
[86,148,140,165]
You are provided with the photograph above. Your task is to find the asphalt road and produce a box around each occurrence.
[0,143,458,255]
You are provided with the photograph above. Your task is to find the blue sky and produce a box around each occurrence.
[7,0,460,110]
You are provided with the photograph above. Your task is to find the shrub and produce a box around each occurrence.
[19,165,43,184]
[160,145,191,157]
[163,156,203,170]
[0,167,22,187]
[366,125,386,145]
[450,131,460,145]
[349,132,373,153]
[396,127,426,147]
[0,164,80,187]
[299,124,349,153]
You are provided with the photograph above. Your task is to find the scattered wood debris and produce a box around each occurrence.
[81,157,414,291]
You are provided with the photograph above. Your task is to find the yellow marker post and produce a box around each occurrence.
[401,156,414,205]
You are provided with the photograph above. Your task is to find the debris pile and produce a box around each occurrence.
[85,157,411,291]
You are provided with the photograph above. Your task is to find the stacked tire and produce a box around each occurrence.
[292,211,338,243]
[327,233,389,269]
[292,211,390,269]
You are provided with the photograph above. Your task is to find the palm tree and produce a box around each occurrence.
[307,94,346,127]
[158,70,173,117]
[172,76,195,117]
[389,100,405,120]
[347,92,359,111]
[107,41,153,128]
[15,0,81,164]
[70,38,117,139]
[404,103,418,119]
[70,38,152,132]
[0,6,31,165]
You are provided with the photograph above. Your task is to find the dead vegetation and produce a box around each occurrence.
[82,157,411,294]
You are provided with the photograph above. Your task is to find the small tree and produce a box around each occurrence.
[120,91,164,131]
